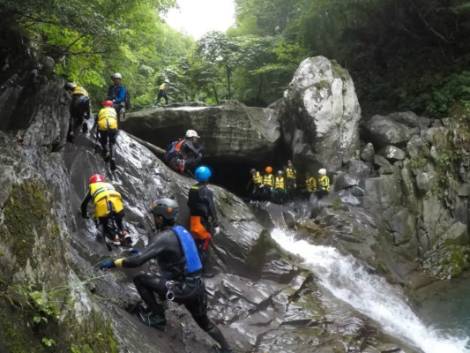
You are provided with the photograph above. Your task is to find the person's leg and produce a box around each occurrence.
[98,132,108,158]
[163,92,168,105]
[99,217,112,241]
[133,273,168,329]
[109,130,117,170]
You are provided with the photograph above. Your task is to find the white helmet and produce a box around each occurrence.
[185,129,200,139]
[111,72,122,79]
[319,168,327,176]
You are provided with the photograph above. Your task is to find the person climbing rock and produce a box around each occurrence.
[261,166,274,201]
[96,100,119,171]
[305,172,317,195]
[98,198,232,353]
[107,72,129,123]
[81,174,131,247]
[316,168,330,198]
[284,160,297,197]
[65,82,91,142]
[188,166,220,266]
[165,129,203,175]
[273,170,287,204]
[248,168,262,200]
[157,80,169,105]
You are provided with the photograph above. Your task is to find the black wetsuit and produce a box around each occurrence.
[188,183,218,229]
[181,140,202,173]
[120,226,230,350]
[68,95,90,140]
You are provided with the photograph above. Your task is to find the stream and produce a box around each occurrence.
[270,228,470,353]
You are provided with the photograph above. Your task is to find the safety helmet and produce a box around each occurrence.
[319,168,327,176]
[185,129,200,139]
[111,72,122,79]
[151,198,179,221]
[265,166,273,174]
[195,165,212,182]
[89,174,105,184]
[277,170,283,175]
[65,82,77,90]
[102,100,113,107]
[250,168,256,173]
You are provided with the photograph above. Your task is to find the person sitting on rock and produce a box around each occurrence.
[316,168,330,198]
[305,172,318,195]
[107,72,128,123]
[81,174,130,247]
[248,168,262,200]
[65,82,91,142]
[273,170,287,204]
[165,129,203,175]
[188,166,220,265]
[96,100,119,171]
[98,198,233,353]
[157,80,169,105]
[284,160,297,197]
[261,166,274,201]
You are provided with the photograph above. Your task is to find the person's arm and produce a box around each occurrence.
[80,191,92,218]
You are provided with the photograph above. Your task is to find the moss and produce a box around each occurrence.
[314,80,331,91]
[331,60,350,81]
[2,180,51,268]
[423,244,470,279]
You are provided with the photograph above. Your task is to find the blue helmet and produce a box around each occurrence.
[195,165,212,182]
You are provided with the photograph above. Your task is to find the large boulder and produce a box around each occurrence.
[279,56,361,171]
[122,101,281,163]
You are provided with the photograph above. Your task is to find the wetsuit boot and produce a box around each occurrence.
[206,326,232,353]
[136,305,166,330]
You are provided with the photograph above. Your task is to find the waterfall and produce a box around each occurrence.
[271,228,469,353]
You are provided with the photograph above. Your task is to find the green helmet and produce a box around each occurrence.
[151,198,179,221]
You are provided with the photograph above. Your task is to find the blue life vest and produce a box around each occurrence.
[172,225,202,274]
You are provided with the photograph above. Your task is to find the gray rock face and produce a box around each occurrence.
[360,142,375,162]
[280,56,361,171]
[123,102,281,163]
[363,114,417,149]
[381,145,406,161]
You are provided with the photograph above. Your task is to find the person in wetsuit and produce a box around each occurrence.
[98,198,232,353]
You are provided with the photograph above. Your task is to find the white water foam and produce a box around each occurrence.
[271,228,469,353]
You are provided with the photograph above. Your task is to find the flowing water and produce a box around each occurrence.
[270,228,470,353]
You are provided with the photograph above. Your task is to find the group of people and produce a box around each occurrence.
[65,73,130,171]
[249,160,331,202]
[80,162,231,352]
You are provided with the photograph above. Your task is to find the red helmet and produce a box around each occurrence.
[102,100,113,107]
[89,174,105,184]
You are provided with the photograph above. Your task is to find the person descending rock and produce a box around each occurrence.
[188,166,220,265]
[81,174,131,247]
[284,160,297,197]
[305,172,317,195]
[107,72,128,123]
[98,198,232,353]
[165,129,203,175]
[65,82,91,142]
[248,168,262,200]
[157,80,169,105]
[261,166,274,201]
[273,170,287,204]
[96,100,119,171]
[317,168,330,198]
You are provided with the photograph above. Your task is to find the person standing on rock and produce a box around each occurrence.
[188,166,220,265]
[107,72,128,123]
[98,198,232,353]
[284,160,297,198]
[248,168,262,200]
[273,170,287,204]
[316,168,330,198]
[305,172,317,195]
[65,82,91,142]
[156,80,169,105]
[96,100,119,171]
[81,174,131,247]
[261,166,274,201]
[165,129,203,175]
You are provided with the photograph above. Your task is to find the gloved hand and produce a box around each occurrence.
[214,226,221,236]
[98,258,115,270]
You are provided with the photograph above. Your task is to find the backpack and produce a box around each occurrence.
[164,139,184,162]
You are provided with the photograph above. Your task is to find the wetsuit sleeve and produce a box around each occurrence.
[80,191,92,217]
[120,237,164,268]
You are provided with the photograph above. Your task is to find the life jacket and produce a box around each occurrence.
[318,175,330,192]
[274,176,285,190]
[159,83,167,91]
[285,167,296,179]
[172,225,203,274]
[72,85,88,97]
[89,182,124,218]
[164,139,185,162]
[97,107,118,131]
[252,172,262,185]
[306,177,317,192]
[263,173,274,187]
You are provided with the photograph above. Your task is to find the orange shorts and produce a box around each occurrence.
[189,216,212,241]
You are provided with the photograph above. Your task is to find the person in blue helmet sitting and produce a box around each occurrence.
[187,166,220,264]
